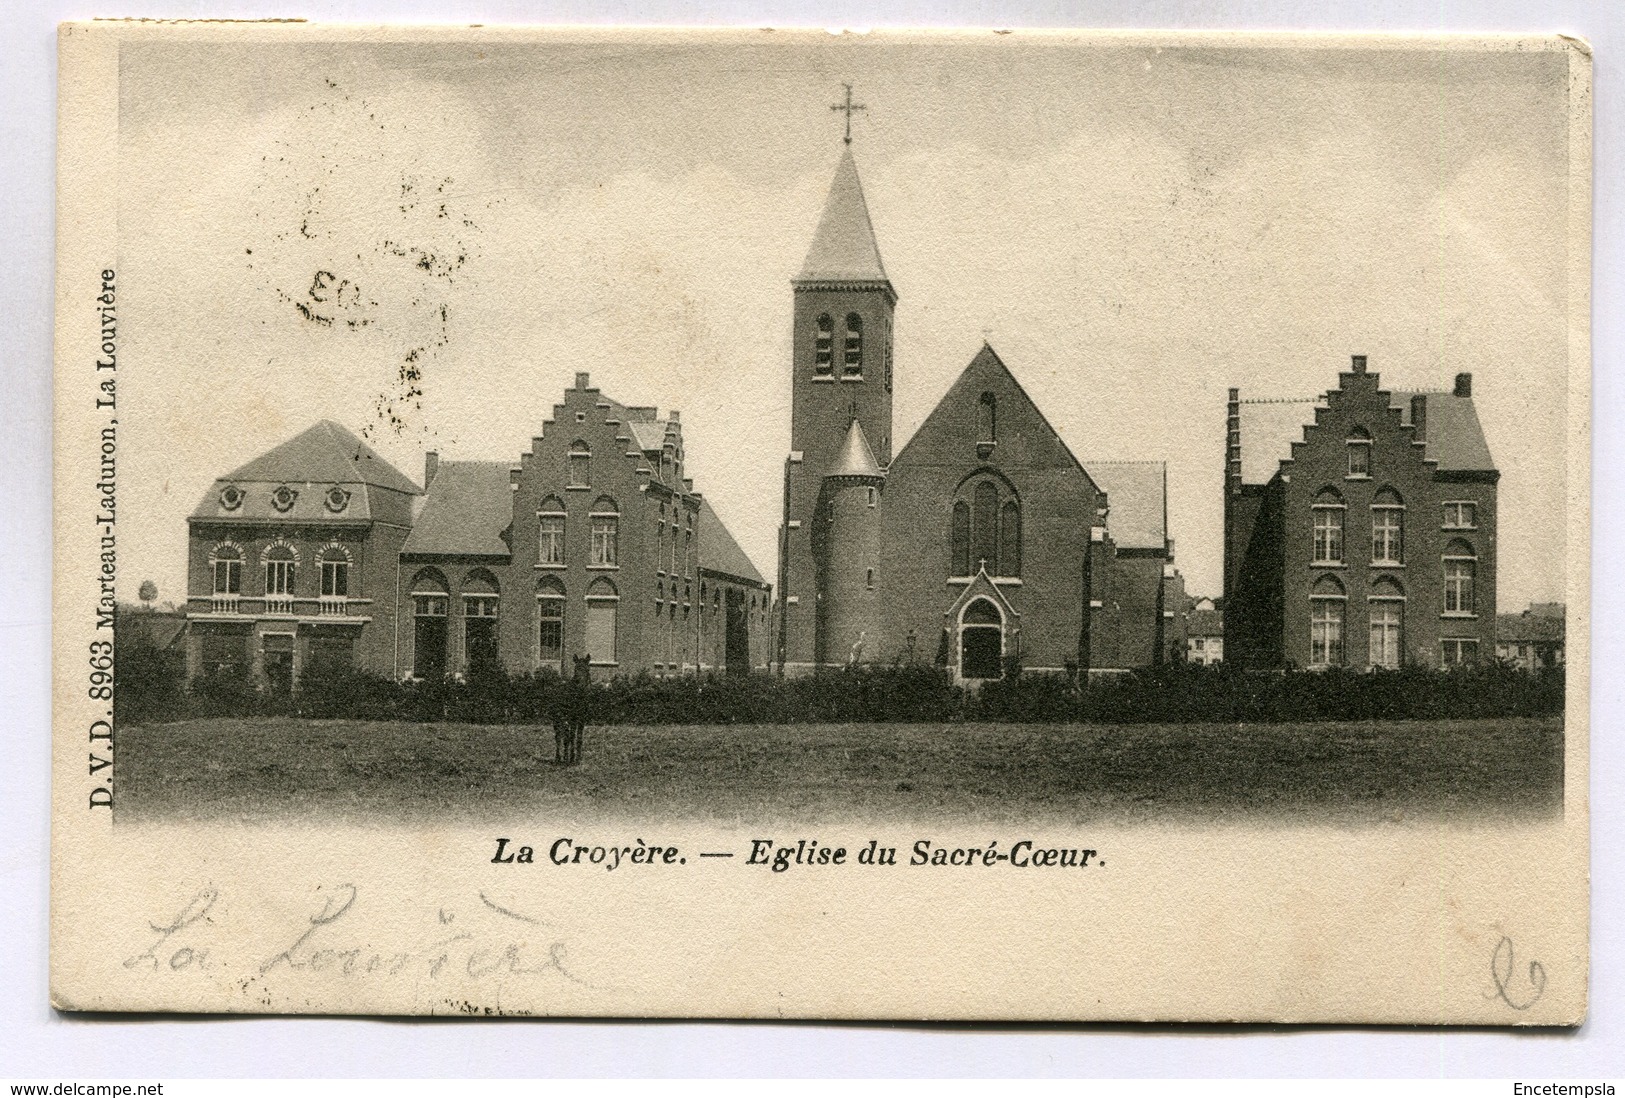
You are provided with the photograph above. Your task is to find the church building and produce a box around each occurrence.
[776,147,1178,680]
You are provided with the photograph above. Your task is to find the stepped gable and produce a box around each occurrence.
[797,147,890,285]
[1084,461,1167,550]
[400,461,513,558]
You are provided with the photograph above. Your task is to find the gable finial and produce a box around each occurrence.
[831,83,867,145]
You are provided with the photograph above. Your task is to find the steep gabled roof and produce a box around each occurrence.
[1390,391,1497,473]
[1236,399,1323,486]
[797,147,889,284]
[400,461,513,558]
[697,498,765,585]
[891,343,1093,486]
[826,418,883,479]
[222,420,420,495]
[1084,461,1167,550]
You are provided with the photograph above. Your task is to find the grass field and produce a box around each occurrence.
[112,716,1564,827]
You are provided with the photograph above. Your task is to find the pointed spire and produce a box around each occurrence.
[797,148,889,283]
[826,418,883,480]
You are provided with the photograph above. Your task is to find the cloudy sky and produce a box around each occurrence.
[116,31,1576,608]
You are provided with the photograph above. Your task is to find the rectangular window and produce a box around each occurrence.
[1442,638,1479,667]
[585,600,617,664]
[265,560,294,596]
[213,560,241,595]
[684,530,692,577]
[568,453,591,488]
[320,560,348,597]
[1312,508,1344,564]
[1348,443,1371,478]
[1369,601,1402,669]
[538,515,565,566]
[1443,501,1478,529]
[538,600,564,664]
[463,596,499,672]
[1310,599,1344,667]
[1371,509,1403,564]
[590,517,618,566]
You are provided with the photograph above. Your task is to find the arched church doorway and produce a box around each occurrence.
[959,598,1004,680]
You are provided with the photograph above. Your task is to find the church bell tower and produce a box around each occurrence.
[777,136,896,674]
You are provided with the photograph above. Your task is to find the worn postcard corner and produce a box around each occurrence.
[51,24,1589,1022]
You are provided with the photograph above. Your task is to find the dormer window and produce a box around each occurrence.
[324,486,350,513]
[270,485,298,512]
[814,314,834,375]
[219,485,244,511]
[843,313,863,376]
[1346,428,1372,479]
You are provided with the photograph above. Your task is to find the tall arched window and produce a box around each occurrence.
[537,577,565,670]
[1443,539,1477,615]
[814,314,834,375]
[950,502,971,577]
[977,392,997,444]
[411,568,450,679]
[263,544,296,600]
[462,569,501,673]
[884,316,893,392]
[1346,427,1372,479]
[999,500,1021,577]
[1371,487,1404,565]
[972,481,999,573]
[537,495,566,567]
[585,577,619,665]
[843,313,863,376]
[318,545,351,599]
[211,543,242,596]
[1368,576,1405,669]
[568,441,591,488]
[590,495,619,567]
[1312,488,1346,565]
[1309,574,1346,668]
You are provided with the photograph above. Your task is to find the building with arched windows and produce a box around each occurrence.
[1223,355,1499,669]
[184,383,773,689]
[776,148,1178,681]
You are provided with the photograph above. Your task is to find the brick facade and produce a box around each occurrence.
[1224,356,1499,669]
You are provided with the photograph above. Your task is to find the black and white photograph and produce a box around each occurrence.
[47,25,1590,1023]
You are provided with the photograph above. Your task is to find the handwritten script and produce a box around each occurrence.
[122,884,588,995]
[1489,935,1547,1011]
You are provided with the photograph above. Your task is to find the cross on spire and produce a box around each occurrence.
[831,83,867,145]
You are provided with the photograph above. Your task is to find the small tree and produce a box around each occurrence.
[138,579,158,608]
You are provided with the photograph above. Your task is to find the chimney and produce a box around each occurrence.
[1350,354,1367,374]
[1410,395,1427,442]
[1454,372,1472,398]
[575,371,591,390]
[424,450,439,488]
[669,409,680,423]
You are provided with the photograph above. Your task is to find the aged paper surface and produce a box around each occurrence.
[51,24,1591,1021]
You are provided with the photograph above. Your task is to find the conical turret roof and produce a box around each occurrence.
[826,418,883,480]
[797,147,889,283]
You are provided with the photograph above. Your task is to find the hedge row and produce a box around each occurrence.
[115,642,1564,727]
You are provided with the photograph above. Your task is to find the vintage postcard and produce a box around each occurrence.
[51,25,1590,1021]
